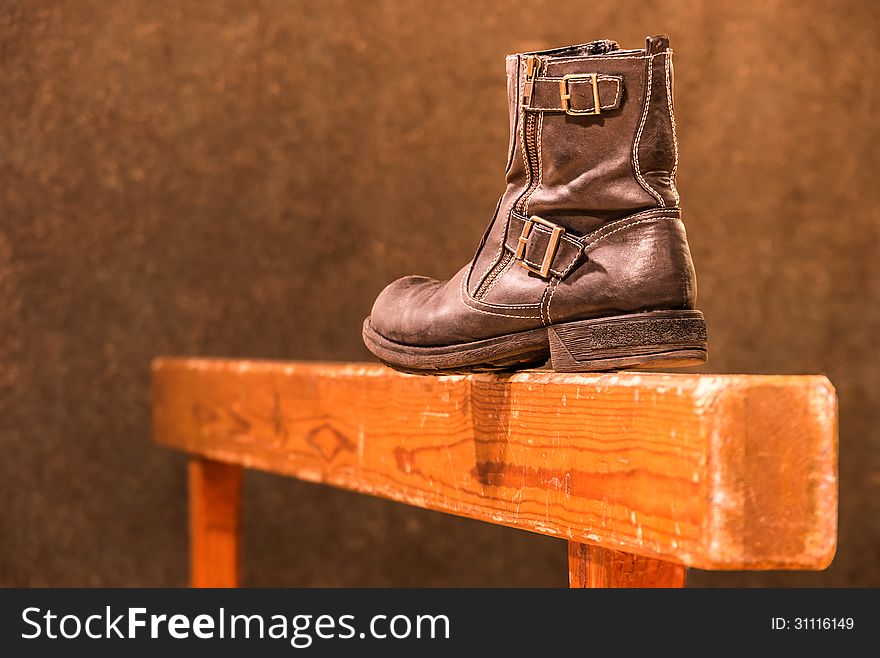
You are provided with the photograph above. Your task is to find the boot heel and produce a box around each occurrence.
[548,310,708,372]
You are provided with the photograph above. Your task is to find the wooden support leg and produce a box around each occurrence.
[568,542,686,588]
[189,457,242,588]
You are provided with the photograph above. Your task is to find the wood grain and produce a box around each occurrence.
[568,541,686,587]
[189,457,242,587]
[154,358,837,570]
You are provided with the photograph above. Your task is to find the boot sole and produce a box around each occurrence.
[362,309,708,374]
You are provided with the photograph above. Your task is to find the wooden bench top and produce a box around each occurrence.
[152,358,838,571]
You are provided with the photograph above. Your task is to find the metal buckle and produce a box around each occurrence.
[514,215,565,278]
[559,73,601,116]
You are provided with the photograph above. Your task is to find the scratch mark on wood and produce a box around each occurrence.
[305,424,355,462]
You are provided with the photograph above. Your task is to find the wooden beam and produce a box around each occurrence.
[568,541,686,587]
[153,358,837,571]
[189,457,242,587]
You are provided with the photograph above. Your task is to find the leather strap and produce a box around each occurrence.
[503,211,584,278]
[504,209,683,280]
[525,74,623,114]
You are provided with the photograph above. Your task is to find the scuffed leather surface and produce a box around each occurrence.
[546,214,696,324]
[369,266,542,346]
[2,0,879,589]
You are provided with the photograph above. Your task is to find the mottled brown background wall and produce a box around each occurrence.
[1,0,878,587]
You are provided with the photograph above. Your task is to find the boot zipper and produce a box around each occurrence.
[475,55,543,300]
[517,55,543,216]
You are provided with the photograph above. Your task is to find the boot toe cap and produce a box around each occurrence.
[369,275,444,345]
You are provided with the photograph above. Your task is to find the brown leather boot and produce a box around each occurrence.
[363,35,707,373]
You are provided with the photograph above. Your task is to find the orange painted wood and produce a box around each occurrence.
[154,358,838,571]
[189,457,242,587]
[568,541,686,587]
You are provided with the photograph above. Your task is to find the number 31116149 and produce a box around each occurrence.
[772,618,854,630]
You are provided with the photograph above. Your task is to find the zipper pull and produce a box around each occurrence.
[522,55,542,107]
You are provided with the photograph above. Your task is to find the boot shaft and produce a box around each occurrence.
[504,35,679,234]
[468,35,682,297]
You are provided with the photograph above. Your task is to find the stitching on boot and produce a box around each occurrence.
[583,217,665,252]
[545,277,561,324]
[547,53,657,64]
[632,53,665,207]
[465,290,542,309]
[481,257,514,299]
[580,208,679,245]
[553,247,585,278]
[459,275,542,319]
[470,197,509,295]
[459,262,540,310]
[580,210,680,251]
[664,52,680,206]
[539,282,551,325]
[473,225,506,295]
[479,257,509,298]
